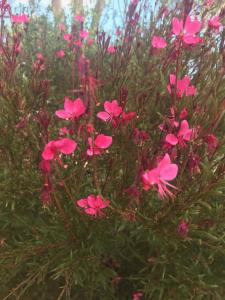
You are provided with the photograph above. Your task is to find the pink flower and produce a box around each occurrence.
[63,33,72,41]
[172,16,201,45]
[87,134,112,156]
[77,194,110,216]
[178,219,189,236]
[142,153,178,199]
[58,23,66,31]
[42,138,77,160]
[79,30,88,39]
[167,74,196,98]
[74,14,85,23]
[107,45,116,53]
[55,97,86,120]
[188,153,201,175]
[122,111,136,123]
[59,127,69,136]
[132,291,143,300]
[97,100,122,125]
[37,53,44,61]
[11,14,29,23]
[39,159,51,174]
[151,36,167,49]
[56,49,65,58]
[74,40,83,47]
[165,120,194,147]
[180,107,188,119]
[208,16,221,30]
[133,128,149,145]
[205,134,218,152]
[205,0,214,6]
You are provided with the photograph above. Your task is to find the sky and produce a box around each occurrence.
[9,0,126,33]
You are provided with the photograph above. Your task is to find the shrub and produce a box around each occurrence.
[0,0,225,299]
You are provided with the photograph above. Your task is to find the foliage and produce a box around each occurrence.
[0,0,225,299]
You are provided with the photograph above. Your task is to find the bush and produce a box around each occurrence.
[0,0,225,299]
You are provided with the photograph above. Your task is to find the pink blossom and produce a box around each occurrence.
[172,16,201,45]
[37,53,44,61]
[56,49,65,58]
[59,127,69,136]
[151,36,167,49]
[208,16,221,30]
[58,23,66,31]
[165,120,194,147]
[79,30,88,39]
[132,291,143,300]
[87,134,112,156]
[178,219,189,236]
[189,153,201,175]
[77,194,110,216]
[55,97,86,120]
[42,138,77,160]
[122,111,136,123]
[142,153,178,199]
[167,74,196,98]
[74,14,85,23]
[11,14,29,23]
[97,100,122,124]
[107,45,116,54]
[133,128,149,145]
[205,134,218,152]
[205,0,214,6]
[63,33,72,41]
[74,40,83,47]
[39,159,50,174]
[180,107,188,119]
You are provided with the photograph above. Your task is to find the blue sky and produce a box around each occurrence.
[9,0,126,33]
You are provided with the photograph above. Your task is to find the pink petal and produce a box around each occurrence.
[94,134,112,149]
[122,111,136,121]
[99,199,110,209]
[85,208,97,215]
[178,120,189,136]
[87,149,94,156]
[55,138,77,155]
[111,100,122,117]
[104,101,113,114]
[186,85,196,96]
[97,111,110,121]
[107,46,116,53]
[42,142,55,160]
[87,195,97,208]
[208,16,221,29]
[74,14,84,23]
[64,97,75,113]
[77,198,88,208]
[79,30,88,39]
[177,76,190,96]
[151,36,167,49]
[72,98,86,117]
[185,16,201,35]
[169,74,176,85]
[55,109,71,119]
[165,134,178,145]
[172,17,182,35]
[157,153,171,171]
[160,164,178,181]
[142,169,160,186]
[183,34,201,45]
